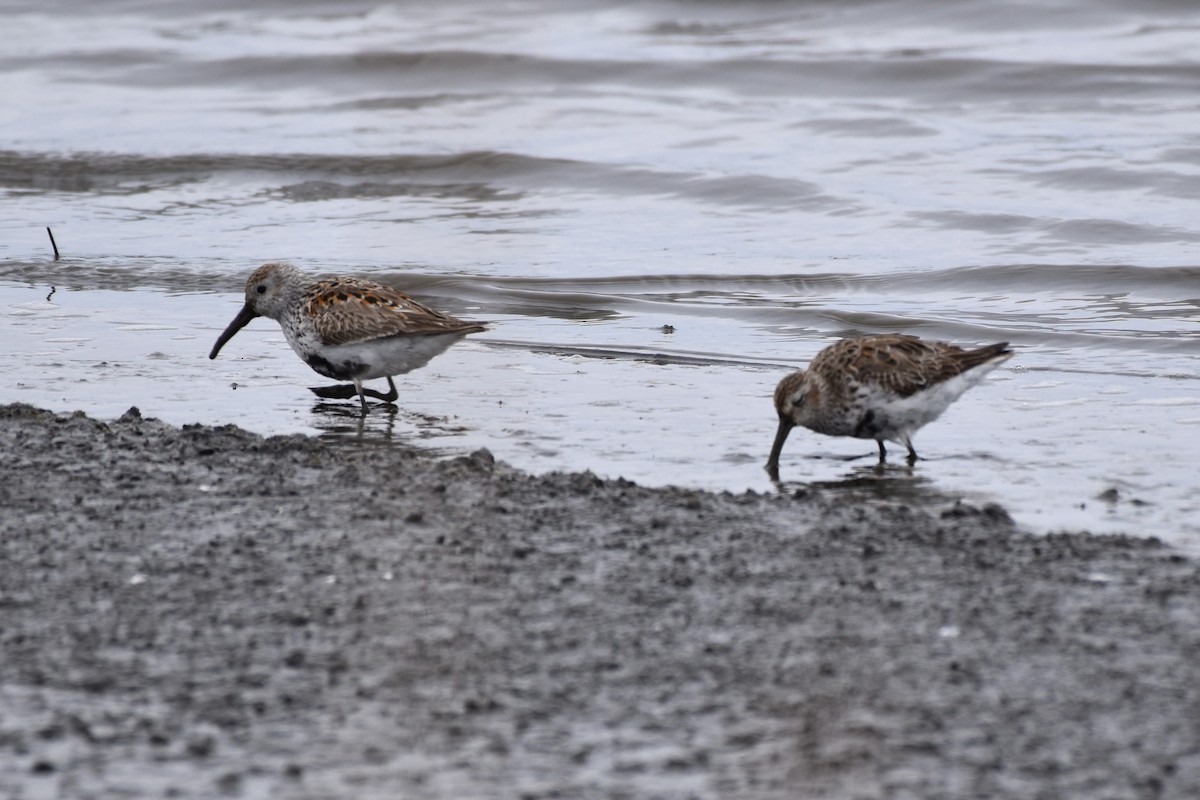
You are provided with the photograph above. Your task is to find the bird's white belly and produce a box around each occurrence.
[320,334,466,380]
[867,367,1000,441]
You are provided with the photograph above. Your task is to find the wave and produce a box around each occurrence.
[0,149,849,211]
[7,257,1195,305]
[912,210,1200,246]
[23,44,1200,102]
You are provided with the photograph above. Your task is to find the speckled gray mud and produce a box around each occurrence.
[1,403,1198,799]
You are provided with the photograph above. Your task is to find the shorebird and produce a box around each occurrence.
[766,334,1012,475]
[209,262,486,412]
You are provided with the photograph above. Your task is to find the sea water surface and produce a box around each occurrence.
[2,0,1199,548]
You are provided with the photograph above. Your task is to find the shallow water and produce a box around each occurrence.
[2,1,1198,548]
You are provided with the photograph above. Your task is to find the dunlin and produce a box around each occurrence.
[209,262,485,412]
[766,334,1012,474]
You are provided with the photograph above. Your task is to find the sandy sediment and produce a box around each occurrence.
[1,403,1197,799]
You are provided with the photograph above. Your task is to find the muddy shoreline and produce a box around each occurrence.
[1,403,1198,798]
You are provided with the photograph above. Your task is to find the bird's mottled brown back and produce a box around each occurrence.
[811,335,1011,399]
[303,279,486,347]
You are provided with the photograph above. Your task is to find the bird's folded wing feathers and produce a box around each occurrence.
[843,336,970,397]
[305,282,485,346]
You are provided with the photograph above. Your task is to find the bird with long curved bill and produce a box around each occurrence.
[767,334,1013,476]
[210,262,486,413]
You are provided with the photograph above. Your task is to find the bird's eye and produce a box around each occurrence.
[256,285,267,294]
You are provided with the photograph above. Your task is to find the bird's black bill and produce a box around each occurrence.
[765,418,794,476]
[209,304,259,359]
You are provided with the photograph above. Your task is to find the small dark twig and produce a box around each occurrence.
[46,286,56,302]
[47,227,60,260]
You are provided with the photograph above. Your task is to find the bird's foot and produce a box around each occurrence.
[310,384,359,400]
[359,377,399,403]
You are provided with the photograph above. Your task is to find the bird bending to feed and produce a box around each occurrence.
[766,334,1013,475]
[209,262,486,413]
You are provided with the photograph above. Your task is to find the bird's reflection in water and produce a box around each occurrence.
[308,401,471,455]
[309,401,397,443]
[770,452,968,510]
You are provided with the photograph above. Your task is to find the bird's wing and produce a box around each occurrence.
[840,335,972,398]
[304,279,485,346]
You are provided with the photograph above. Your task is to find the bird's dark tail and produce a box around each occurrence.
[962,342,1014,369]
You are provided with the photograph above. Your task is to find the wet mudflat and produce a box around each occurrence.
[1,403,1199,799]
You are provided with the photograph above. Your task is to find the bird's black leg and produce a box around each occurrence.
[876,440,887,462]
[311,378,396,411]
[905,443,919,465]
[356,380,369,414]
[361,377,398,403]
